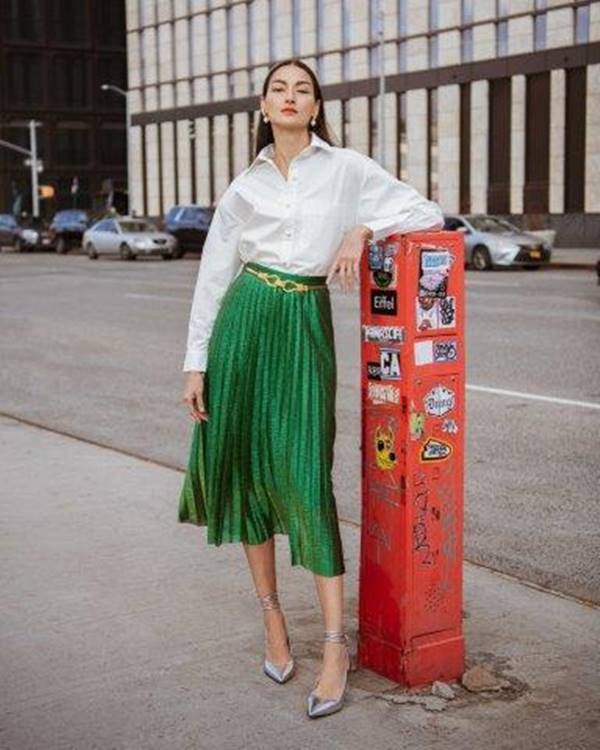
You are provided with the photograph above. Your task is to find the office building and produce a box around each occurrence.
[127,0,600,246]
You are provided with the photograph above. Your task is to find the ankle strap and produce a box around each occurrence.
[257,591,280,610]
[323,630,348,644]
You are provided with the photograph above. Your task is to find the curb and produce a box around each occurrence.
[547,263,597,271]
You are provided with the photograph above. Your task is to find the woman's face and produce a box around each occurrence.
[261,65,319,131]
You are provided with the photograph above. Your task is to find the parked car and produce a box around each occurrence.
[0,214,19,248]
[164,204,215,258]
[49,209,90,253]
[83,217,178,260]
[443,214,552,270]
[0,214,53,251]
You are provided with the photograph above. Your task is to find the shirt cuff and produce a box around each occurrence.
[183,348,207,372]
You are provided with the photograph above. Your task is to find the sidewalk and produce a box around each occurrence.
[1,414,599,750]
[549,247,599,270]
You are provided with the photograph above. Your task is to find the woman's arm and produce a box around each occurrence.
[355,154,444,240]
[183,182,254,372]
[326,156,443,291]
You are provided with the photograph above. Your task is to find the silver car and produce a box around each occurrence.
[83,217,178,260]
[443,214,552,270]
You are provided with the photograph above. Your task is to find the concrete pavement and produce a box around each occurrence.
[2,414,599,750]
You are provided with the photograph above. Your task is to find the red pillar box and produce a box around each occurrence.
[357,230,465,687]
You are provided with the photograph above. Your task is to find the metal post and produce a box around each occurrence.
[377,0,386,168]
[30,120,39,218]
[125,91,134,216]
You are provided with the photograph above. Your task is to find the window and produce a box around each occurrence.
[342,0,352,79]
[575,5,590,44]
[534,0,547,51]
[369,1,381,76]
[6,54,44,106]
[4,0,43,42]
[97,0,126,47]
[292,0,301,57]
[461,0,473,63]
[496,0,508,57]
[54,57,89,108]
[429,0,439,68]
[397,0,407,72]
[99,124,126,166]
[50,0,88,45]
[56,124,91,166]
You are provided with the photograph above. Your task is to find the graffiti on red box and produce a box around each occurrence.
[380,347,401,380]
[420,437,453,462]
[418,248,452,300]
[365,414,403,493]
[367,381,401,406]
[416,296,456,332]
[414,339,459,366]
[412,470,437,566]
[371,289,397,316]
[362,324,405,344]
[424,385,456,417]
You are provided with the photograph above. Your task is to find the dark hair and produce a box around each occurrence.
[254,58,338,157]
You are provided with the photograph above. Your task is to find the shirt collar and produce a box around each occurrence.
[248,131,332,171]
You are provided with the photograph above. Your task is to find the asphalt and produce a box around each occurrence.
[1,414,599,750]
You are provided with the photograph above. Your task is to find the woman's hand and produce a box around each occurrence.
[326,225,373,292]
[183,371,208,422]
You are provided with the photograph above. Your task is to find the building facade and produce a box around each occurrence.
[127,0,600,246]
[0,0,127,219]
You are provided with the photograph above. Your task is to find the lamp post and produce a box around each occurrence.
[100,83,133,215]
[376,0,386,168]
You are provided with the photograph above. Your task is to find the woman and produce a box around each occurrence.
[178,58,443,719]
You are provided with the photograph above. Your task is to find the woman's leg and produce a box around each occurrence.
[312,572,348,695]
[243,537,292,666]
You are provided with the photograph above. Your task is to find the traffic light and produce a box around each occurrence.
[39,185,55,199]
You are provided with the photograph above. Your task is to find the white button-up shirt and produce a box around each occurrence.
[183,131,444,371]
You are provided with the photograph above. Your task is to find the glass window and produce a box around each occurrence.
[54,57,89,108]
[534,0,546,51]
[575,5,590,44]
[118,220,157,233]
[99,124,126,166]
[6,54,44,106]
[429,0,439,68]
[4,0,43,42]
[497,22,508,56]
[50,0,88,45]
[56,124,91,165]
[292,0,301,57]
[461,0,473,63]
[342,0,352,79]
[97,0,126,47]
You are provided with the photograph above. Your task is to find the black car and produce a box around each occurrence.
[164,204,215,258]
[49,209,90,253]
[0,214,53,251]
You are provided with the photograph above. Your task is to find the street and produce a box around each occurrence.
[1,251,598,603]
[1,249,600,749]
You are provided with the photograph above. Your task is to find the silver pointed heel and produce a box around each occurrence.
[258,590,295,684]
[307,630,350,719]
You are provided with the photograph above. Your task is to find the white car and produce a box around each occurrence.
[443,214,552,270]
[83,217,178,260]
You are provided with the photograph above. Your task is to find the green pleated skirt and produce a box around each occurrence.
[177,260,345,577]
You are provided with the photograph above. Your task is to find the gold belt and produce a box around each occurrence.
[245,266,328,292]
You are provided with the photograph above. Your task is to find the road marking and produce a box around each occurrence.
[467,384,600,410]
